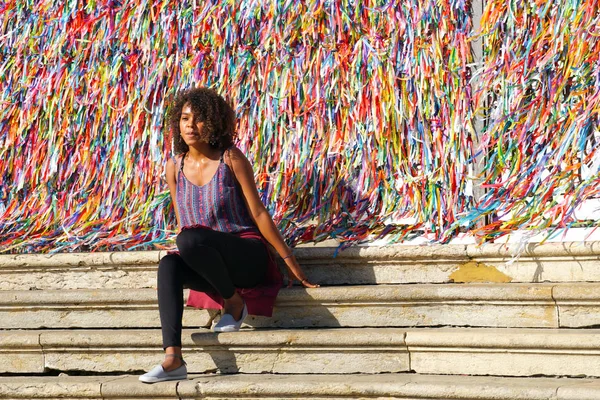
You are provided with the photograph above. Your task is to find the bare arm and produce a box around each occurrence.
[165,158,180,229]
[226,147,319,288]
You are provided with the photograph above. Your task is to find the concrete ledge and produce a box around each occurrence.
[2,374,600,399]
[553,284,600,327]
[1,242,598,267]
[7,283,600,331]
[101,376,180,399]
[2,243,600,289]
[0,330,44,373]
[0,283,574,329]
[464,242,600,258]
[0,376,105,398]
[0,251,162,268]
[34,328,409,374]
[0,289,210,329]
[5,327,600,376]
[406,328,600,377]
[252,283,558,329]
[186,373,600,400]
[0,262,157,290]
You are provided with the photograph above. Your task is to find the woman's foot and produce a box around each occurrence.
[213,292,247,332]
[162,354,184,371]
[223,293,245,321]
[139,354,187,384]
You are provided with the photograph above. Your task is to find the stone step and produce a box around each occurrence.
[2,373,600,399]
[2,242,600,290]
[3,283,600,330]
[4,327,600,377]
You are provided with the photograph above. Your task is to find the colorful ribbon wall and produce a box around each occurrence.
[460,0,600,242]
[0,0,475,253]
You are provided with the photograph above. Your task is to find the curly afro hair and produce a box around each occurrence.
[168,87,237,154]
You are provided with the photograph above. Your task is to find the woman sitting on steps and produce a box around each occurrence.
[140,87,319,384]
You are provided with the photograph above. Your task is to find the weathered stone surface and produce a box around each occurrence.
[0,251,161,268]
[0,266,157,290]
[190,328,409,374]
[252,283,557,329]
[0,289,210,329]
[291,244,468,285]
[448,261,513,283]
[100,375,179,398]
[186,373,567,399]
[16,326,600,376]
[0,330,41,347]
[553,283,600,328]
[192,327,407,347]
[302,260,466,285]
[2,243,600,288]
[39,329,169,373]
[557,381,600,400]
[470,257,600,283]
[0,331,44,373]
[183,350,404,374]
[34,328,408,374]
[465,242,600,258]
[1,373,600,399]
[0,250,160,291]
[43,352,160,374]
[3,244,600,396]
[0,376,104,398]
[294,244,469,260]
[406,328,600,377]
[466,243,600,283]
[0,284,562,330]
[0,308,210,330]
[39,329,169,348]
[2,243,600,289]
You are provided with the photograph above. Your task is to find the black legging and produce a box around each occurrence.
[158,227,268,348]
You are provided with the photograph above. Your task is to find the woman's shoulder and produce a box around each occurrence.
[224,145,241,156]
[165,153,184,180]
[223,146,248,163]
[223,146,254,180]
[169,153,185,167]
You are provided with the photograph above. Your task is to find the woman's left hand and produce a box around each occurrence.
[283,255,320,288]
[293,277,320,288]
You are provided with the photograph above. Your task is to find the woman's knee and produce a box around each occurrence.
[176,228,215,254]
[158,254,182,280]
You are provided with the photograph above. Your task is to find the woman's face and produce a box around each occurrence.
[179,103,205,146]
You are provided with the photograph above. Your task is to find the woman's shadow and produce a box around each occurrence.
[188,266,344,374]
[190,175,378,373]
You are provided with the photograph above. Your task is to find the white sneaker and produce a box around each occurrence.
[139,363,187,383]
[213,303,248,332]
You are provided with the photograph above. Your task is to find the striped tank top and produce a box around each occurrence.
[175,150,258,233]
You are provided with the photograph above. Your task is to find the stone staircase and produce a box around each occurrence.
[2,243,600,399]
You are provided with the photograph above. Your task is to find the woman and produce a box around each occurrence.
[140,87,319,383]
